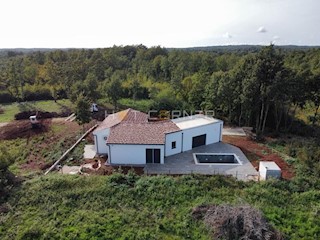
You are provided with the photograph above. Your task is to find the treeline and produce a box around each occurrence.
[0,45,319,135]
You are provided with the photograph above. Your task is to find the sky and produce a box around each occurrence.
[0,0,319,48]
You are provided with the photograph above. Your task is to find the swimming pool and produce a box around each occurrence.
[193,153,242,165]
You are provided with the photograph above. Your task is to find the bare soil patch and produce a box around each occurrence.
[0,119,51,140]
[223,136,294,180]
[80,158,145,176]
[14,110,71,120]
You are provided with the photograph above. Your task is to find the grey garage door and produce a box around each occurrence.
[192,134,206,148]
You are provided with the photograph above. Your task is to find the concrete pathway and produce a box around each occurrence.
[84,145,96,159]
[222,127,246,136]
[60,165,81,174]
[144,142,258,181]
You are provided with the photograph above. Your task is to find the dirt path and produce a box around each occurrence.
[0,122,9,128]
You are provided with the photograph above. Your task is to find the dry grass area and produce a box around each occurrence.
[223,135,295,179]
[192,204,283,240]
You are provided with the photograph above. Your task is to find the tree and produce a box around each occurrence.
[75,94,91,129]
[104,71,123,109]
[307,73,320,125]
[187,72,209,110]
[241,45,287,136]
[83,72,99,101]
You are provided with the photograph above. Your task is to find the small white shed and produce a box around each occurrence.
[259,161,281,180]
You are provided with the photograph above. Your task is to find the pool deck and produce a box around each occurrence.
[144,142,258,181]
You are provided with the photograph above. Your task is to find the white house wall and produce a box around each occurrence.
[109,144,164,165]
[181,122,223,152]
[93,128,110,155]
[165,131,183,157]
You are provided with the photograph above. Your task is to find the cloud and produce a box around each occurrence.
[271,35,280,44]
[223,32,232,38]
[257,26,267,33]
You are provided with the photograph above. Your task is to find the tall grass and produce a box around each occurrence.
[0,174,319,239]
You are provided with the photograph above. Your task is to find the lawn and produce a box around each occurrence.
[0,99,74,123]
[119,98,154,112]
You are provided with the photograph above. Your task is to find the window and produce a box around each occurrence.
[171,141,176,149]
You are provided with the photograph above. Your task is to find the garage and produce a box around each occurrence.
[192,134,206,148]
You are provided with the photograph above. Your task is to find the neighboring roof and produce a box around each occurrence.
[107,121,180,145]
[94,108,148,133]
[172,114,222,130]
[259,161,281,170]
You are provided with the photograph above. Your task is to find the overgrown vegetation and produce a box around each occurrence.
[0,174,319,239]
[0,121,85,177]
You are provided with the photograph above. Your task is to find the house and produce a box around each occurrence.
[93,108,223,165]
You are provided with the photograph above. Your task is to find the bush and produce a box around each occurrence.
[0,92,16,103]
[24,85,53,101]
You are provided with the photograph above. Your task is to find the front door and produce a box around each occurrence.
[146,149,161,163]
[192,134,206,148]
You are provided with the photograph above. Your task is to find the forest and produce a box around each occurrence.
[0,45,319,137]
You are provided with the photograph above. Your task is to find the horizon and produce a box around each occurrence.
[1,43,320,51]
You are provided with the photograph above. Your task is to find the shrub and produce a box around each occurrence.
[0,91,16,103]
[24,85,53,101]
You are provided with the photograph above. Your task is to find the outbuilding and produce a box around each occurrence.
[259,161,282,180]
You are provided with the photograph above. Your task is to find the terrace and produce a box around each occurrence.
[144,142,258,181]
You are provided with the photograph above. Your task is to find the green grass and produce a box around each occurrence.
[119,98,154,112]
[0,99,74,123]
[0,174,319,239]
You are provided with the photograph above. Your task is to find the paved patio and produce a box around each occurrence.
[83,145,96,159]
[222,127,246,136]
[144,142,258,181]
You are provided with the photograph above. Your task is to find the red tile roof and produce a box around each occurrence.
[107,120,181,145]
[94,108,148,133]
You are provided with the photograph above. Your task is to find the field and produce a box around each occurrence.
[0,99,73,123]
[1,174,319,240]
